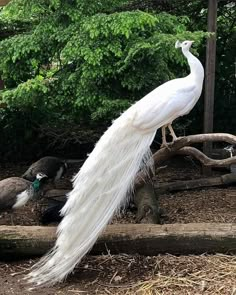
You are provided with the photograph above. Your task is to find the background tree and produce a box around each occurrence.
[0,0,234,161]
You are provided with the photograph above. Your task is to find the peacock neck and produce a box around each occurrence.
[182,49,204,83]
[32,179,40,192]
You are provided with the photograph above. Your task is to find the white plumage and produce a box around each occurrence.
[27,40,204,287]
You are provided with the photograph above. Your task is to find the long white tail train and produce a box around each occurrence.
[27,110,156,286]
[26,40,204,286]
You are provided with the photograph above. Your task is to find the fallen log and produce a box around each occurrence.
[0,223,235,259]
[155,173,236,193]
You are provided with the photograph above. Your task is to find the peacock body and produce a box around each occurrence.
[27,40,204,287]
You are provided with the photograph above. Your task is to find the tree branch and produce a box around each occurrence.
[135,133,236,187]
[175,147,236,168]
[159,133,236,154]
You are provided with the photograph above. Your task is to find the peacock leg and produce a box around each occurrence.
[161,125,168,148]
[168,124,178,142]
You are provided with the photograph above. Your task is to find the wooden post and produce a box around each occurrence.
[203,0,218,175]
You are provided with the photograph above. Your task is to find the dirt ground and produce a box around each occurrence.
[0,157,235,294]
[0,254,235,295]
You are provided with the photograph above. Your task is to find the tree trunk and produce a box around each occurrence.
[0,223,235,259]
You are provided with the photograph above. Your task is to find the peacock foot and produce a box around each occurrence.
[160,142,171,150]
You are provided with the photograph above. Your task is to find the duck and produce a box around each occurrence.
[22,156,67,183]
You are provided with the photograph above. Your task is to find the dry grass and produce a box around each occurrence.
[85,254,236,295]
[130,254,236,295]
[1,253,235,295]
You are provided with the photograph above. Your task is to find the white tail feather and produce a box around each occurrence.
[26,113,156,287]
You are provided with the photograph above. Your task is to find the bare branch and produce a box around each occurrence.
[135,133,236,188]
[167,133,236,151]
[176,147,236,168]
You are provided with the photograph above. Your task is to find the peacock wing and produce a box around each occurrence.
[0,177,30,210]
[130,79,196,132]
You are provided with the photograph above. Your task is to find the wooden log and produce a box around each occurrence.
[0,223,236,259]
[155,173,236,193]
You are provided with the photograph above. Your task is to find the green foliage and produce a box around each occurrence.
[2,0,234,159]
[0,5,206,124]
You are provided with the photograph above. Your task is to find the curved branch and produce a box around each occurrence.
[175,147,236,167]
[167,133,236,151]
[135,133,236,188]
[153,133,236,165]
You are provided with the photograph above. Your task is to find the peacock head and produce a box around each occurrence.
[36,172,48,181]
[175,40,194,51]
[32,173,48,194]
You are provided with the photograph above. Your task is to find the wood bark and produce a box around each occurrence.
[0,223,235,259]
